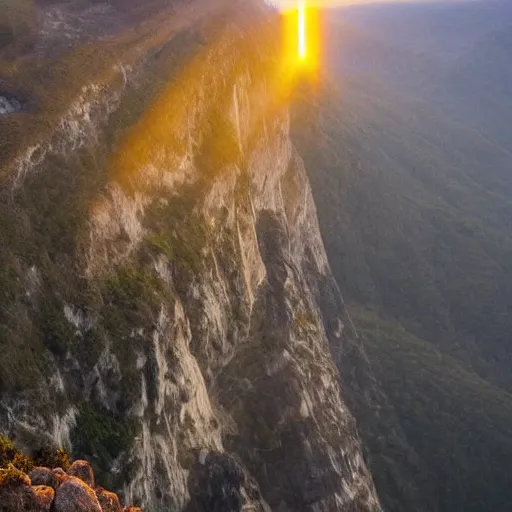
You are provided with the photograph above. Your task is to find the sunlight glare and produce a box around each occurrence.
[298,0,306,59]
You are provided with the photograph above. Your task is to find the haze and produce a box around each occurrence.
[272,0,462,9]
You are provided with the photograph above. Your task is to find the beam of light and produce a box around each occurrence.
[280,1,321,93]
[298,0,306,59]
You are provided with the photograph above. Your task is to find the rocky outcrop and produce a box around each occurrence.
[96,487,123,512]
[29,467,59,490]
[185,452,268,512]
[0,466,54,512]
[0,95,21,115]
[68,460,95,488]
[0,456,136,512]
[0,0,381,511]
[32,485,55,511]
[53,476,102,512]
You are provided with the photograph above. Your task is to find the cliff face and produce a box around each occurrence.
[0,1,380,510]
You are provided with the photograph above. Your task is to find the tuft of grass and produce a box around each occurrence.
[11,453,34,473]
[0,464,29,488]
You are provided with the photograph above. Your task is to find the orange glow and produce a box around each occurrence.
[298,0,306,59]
[282,4,320,79]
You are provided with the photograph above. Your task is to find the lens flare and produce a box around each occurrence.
[281,1,320,85]
[298,0,306,59]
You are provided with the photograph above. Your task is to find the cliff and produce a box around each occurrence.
[0,0,380,510]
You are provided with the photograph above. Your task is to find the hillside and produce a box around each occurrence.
[352,307,512,512]
[294,78,512,383]
[292,1,512,510]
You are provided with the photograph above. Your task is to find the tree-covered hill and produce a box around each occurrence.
[293,2,512,510]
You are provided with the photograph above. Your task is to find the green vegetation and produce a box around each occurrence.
[144,189,211,290]
[0,323,51,393]
[33,447,71,471]
[293,80,512,385]
[292,66,512,510]
[0,435,70,473]
[70,405,136,488]
[10,453,34,473]
[196,104,242,176]
[352,308,512,512]
[0,464,29,488]
[103,266,164,333]
[0,436,17,468]
[39,301,77,357]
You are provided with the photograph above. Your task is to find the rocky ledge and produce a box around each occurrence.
[0,458,140,512]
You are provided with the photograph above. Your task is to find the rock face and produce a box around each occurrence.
[0,94,21,115]
[0,0,381,511]
[185,452,267,512]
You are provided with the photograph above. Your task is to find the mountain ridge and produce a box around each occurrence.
[0,1,381,510]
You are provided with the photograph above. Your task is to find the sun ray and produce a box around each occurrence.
[298,0,306,59]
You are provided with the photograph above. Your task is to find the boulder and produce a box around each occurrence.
[96,486,122,512]
[0,487,39,512]
[0,467,53,512]
[32,485,55,511]
[68,460,95,488]
[53,476,102,512]
[52,468,69,488]
[29,467,59,489]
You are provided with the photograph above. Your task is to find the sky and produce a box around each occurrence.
[270,0,456,9]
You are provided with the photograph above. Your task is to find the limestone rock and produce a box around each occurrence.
[185,452,264,512]
[53,476,102,512]
[32,485,55,511]
[0,467,52,512]
[96,486,122,512]
[53,468,67,479]
[0,1,381,511]
[29,467,59,489]
[68,460,95,488]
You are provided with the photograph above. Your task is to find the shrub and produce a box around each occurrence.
[0,436,16,468]
[70,405,135,488]
[11,453,34,473]
[0,464,29,488]
[32,447,71,471]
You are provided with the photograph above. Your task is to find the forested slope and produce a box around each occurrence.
[292,3,512,509]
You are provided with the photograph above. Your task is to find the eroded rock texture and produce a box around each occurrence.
[0,0,380,510]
